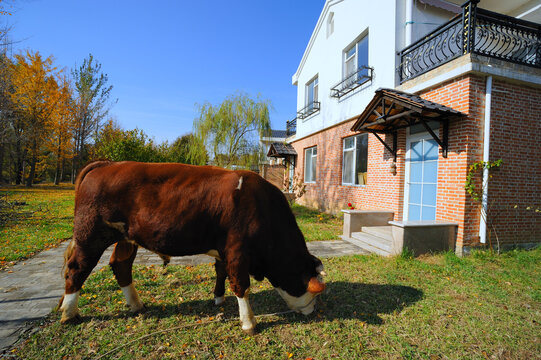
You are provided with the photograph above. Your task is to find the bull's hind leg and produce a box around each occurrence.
[109,241,144,313]
[213,259,227,305]
[60,240,107,323]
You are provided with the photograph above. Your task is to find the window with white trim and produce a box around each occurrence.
[342,134,368,185]
[304,146,317,183]
[327,12,334,38]
[344,34,369,79]
[306,76,318,110]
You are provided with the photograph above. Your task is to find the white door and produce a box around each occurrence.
[404,133,439,221]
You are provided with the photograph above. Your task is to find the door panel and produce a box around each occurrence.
[407,138,438,221]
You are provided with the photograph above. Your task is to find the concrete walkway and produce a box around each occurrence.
[0,239,366,353]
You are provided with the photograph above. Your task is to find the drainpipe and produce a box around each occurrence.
[479,75,492,244]
[405,0,413,46]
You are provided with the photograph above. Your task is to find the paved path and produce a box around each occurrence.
[0,240,366,353]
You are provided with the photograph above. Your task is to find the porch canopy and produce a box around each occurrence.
[267,142,297,166]
[351,88,464,160]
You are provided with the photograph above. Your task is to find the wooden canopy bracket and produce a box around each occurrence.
[418,117,449,158]
[369,130,397,162]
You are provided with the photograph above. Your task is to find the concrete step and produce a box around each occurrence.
[342,231,393,256]
[361,225,393,240]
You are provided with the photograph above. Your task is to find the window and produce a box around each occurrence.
[327,12,334,38]
[304,146,317,183]
[342,134,368,185]
[344,34,369,79]
[306,76,318,111]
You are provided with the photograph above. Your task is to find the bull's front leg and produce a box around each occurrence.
[225,246,256,334]
[236,288,256,335]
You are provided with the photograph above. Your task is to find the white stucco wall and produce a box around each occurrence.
[290,0,456,141]
[291,0,399,140]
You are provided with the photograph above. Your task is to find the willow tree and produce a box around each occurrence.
[191,93,271,169]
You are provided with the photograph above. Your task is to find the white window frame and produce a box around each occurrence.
[304,146,317,183]
[326,12,334,38]
[342,134,368,186]
[343,33,369,79]
[305,76,318,109]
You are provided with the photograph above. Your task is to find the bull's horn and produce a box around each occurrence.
[307,277,326,294]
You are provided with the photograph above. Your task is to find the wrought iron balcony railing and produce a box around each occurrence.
[286,117,297,136]
[330,66,373,98]
[297,101,320,120]
[398,0,541,83]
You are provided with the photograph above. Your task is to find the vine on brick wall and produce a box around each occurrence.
[465,159,502,253]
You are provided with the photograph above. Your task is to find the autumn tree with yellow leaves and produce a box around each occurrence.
[10,51,61,186]
[48,75,76,185]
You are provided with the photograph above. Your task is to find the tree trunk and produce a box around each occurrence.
[15,152,23,185]
[60,158,65,183]
[25,142,37,187]
[54,141,61,185]
[0,143,4,183]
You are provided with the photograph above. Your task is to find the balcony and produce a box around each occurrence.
[398,0,541,84]
[331,66,373,98]
[286,117,297,136]
[297,101,320,120]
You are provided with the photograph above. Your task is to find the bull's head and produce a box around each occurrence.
[275,257,326,315]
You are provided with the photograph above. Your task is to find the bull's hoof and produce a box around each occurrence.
[60,313,82,325]
[214,296,225,306]
[130,304,146,314]
[242,326,256,336]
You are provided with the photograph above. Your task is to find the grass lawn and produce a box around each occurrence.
[13,248,541,359]
[291,204,342,242]
[0,184,75,270]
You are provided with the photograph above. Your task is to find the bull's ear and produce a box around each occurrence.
[307,277,326,294]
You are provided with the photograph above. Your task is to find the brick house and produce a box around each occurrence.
[284,0,541,255]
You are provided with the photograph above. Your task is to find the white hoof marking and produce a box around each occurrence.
[121,283,144,312]
[60,291,80,322]
[236,290,256,332]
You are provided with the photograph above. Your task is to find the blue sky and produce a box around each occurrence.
[6,0,325,143]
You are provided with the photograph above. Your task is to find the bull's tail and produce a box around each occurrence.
[74,160,111,193]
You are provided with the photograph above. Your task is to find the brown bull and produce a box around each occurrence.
[60,161,325,333]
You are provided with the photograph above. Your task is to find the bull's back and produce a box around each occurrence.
[74,162,244,254]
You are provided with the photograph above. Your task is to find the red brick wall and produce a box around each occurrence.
[484,80,541,245]
[291,121,406,218]
[291,74,540,251]
[421,75,485,247]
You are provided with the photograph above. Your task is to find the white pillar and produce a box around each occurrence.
[479,75,492,244]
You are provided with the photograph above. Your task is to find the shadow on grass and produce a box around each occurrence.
[71,281,422,332]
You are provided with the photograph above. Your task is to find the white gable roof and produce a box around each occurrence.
[291,0,344,85]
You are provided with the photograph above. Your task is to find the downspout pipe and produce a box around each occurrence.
[405,0,413,46]
[479,75,492,244]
